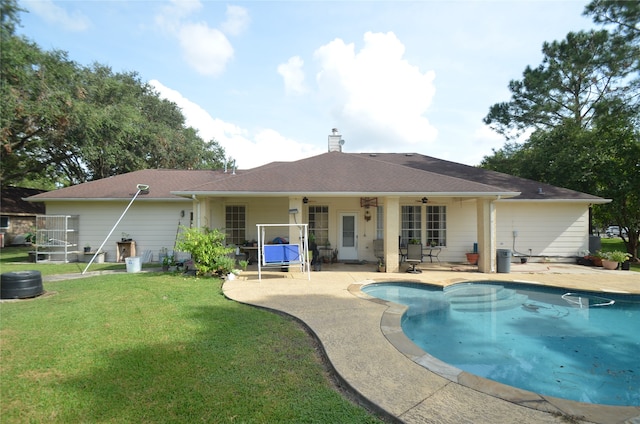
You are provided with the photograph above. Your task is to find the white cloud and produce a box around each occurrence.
[178,23,234,77]
[277,56,308,95]
[24,0,90,32]
[314,31,437,150]
[154,0,202,33]
[221,5,250,36]
[154,1,246,77]
[149,80,323,168]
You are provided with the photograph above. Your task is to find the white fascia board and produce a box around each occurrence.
[171,191,522,199]
[28,197,190,202]
[497,198,611,204]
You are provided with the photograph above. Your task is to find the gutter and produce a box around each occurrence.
[170,191,522,199]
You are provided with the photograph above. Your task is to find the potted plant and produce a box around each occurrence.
[238,260,248,271]
[601,251,631,270]
[84,244,91,253]
[465,251,479,265]
[588,251,604,267]
[227,268,242,280]
[377,259,385,272]
[162,255,175,271]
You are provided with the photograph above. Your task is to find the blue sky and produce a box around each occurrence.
[18,0,596,169]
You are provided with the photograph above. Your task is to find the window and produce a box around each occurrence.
[308,206,329,246]
[401,206,421,245]
[427,206,446,246]
[225,205,245,245]
[376,205,384,239]
[0,216,8,229]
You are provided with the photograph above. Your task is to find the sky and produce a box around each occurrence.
[18,0,597,169]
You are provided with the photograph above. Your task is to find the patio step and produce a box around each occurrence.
[444,285,529,312]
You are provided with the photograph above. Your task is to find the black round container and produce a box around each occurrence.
[1,270,44,299]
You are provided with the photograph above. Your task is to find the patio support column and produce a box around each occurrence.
[288,197,304,243]
[384,196,400,272]
[192,195,202,228]
[477,198,497,273]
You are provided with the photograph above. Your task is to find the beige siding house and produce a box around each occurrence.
[26,148,608,272]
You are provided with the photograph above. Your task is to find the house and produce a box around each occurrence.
[1,186,46,247]
[26,133,608,272]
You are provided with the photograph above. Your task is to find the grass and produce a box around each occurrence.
[0,247,384,423]
[0,246,153,276]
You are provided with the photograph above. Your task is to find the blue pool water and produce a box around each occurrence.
[362,282,640,406]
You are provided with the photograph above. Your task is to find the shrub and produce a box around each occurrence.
[175,227,235,276]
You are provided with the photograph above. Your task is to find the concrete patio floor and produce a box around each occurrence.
[222,261,640,424]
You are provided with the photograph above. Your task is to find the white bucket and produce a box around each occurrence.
[125,256,142,273]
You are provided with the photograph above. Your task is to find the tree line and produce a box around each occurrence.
[1,0,226,190]
[481,0,639,260]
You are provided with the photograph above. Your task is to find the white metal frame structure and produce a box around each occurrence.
[34,215,80,263]
[257,223,310,281]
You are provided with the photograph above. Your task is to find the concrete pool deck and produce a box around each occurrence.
[222,262,640,424]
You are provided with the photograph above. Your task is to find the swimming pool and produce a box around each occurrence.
[362,281,640,407]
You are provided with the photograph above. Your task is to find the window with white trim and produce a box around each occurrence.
[225,205,245,245]
[401,205,421,245]
[426,206,446,246]
[376,205,384,239]
[308,206,329,246]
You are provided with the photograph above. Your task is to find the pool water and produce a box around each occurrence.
[362,282,640,406]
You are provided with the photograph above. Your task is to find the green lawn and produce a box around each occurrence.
[0,248,384,423]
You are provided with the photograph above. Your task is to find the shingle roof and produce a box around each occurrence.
[25,152,607,202]
[26,169,225,201]
[1,187,47,214]
[359,153,604,201]
[175,152,515,196]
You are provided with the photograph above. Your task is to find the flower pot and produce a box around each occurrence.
[377,265,385,272]
[465,253,479,265]
[621,260,630,271]
[587,256,603,267]
[602,259,619,270]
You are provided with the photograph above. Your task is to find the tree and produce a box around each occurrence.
[585,0,640,41]
[482,1,640,260]
[1,1,227,187]
[484,30,637,139]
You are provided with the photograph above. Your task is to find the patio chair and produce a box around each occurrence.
[399,236,406,263]
[405,243,423,273]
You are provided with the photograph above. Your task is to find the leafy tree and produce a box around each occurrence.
[1,0,227,187]
[585,0,640,41]
[484,29,637,139]
[482,0,639,260]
